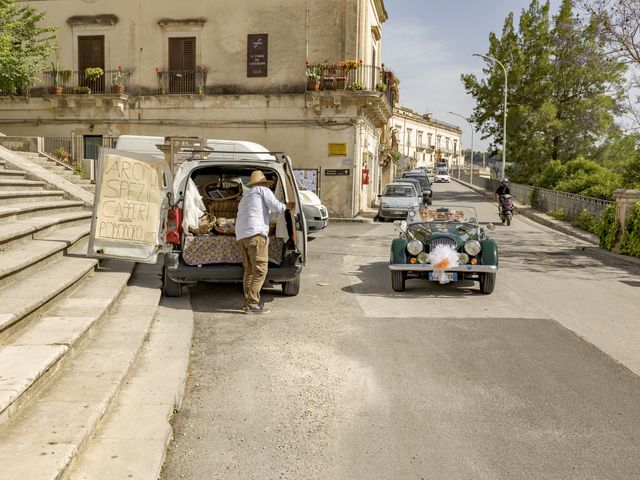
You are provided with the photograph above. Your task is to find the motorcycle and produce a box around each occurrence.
[498,194,514,226]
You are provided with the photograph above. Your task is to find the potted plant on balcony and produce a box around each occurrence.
[348,82,364,91]
[85,67,104,81]
[49,63,63,95]
[111,66,126,94]
[54,146,69,162]
[306,66,321,91]
[376,82,387,92]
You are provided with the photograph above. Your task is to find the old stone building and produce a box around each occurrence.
[0,0,392,217]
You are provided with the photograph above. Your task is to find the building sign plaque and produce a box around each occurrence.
[325,168,350,176]
[328,143,347,156]
[247,34,268,77]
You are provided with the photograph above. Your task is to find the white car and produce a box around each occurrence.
[297,182,329,233]
[434,169,450,183]
[377,182,421,221]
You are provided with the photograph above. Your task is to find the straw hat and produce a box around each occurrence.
[247,170,272,187]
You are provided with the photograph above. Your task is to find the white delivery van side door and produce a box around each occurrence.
[282,155,307,264]
[88,148,173,264]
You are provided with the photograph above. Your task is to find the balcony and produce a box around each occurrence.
[305,63,393,104]
[43,69,131,94]
[156,69,207,95]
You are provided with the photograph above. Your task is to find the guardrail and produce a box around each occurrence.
[456,170,614,220]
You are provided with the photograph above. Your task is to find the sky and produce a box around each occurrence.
[382,0,561,152]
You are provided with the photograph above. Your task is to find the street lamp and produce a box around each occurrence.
[448,111,474,186]
[473,53,507,180]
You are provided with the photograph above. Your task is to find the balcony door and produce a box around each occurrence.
[78,36,105,92]
[168,37,196,94]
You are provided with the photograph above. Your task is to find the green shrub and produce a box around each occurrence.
[620,201,640,258]
[572,209,600,235]
[548,208,567,221]
[597,205,619,251]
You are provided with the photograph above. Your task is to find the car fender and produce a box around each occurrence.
[391,238,408,264]
[480,239,498,266]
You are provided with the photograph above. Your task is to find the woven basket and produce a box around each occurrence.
[207,198,240,218]
[213,217,236,236]
[205,180,242,201]
[189,213,216,235]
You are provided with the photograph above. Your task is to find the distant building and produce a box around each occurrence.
[0,0,392,218]
[381,106,462,186]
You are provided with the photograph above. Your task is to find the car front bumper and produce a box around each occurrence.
[378,207,412,218]
[389,264,497,273]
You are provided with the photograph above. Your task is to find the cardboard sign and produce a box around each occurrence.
[94,153,165,245]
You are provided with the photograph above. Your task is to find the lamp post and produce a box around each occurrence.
[448,112,474,186]
[473,53,507,180]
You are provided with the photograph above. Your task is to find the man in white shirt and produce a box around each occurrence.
[235,170,295,314]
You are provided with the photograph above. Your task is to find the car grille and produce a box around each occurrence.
[430,237,456,250]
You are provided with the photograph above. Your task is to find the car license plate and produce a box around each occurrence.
[429,271,457,282]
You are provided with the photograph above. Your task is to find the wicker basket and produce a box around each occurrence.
[207,198,240,218]
[213,217,236,235]
[189,213,216,235]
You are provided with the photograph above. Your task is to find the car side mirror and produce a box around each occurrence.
[377,194,382,198]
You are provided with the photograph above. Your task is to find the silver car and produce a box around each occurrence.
[377,182,421,221]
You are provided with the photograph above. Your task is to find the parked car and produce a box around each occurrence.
[389,206,498,294]
[89,140,307,297]
[296,181,329,233]
[377,182,421,221]
[400,171,433,204]
[434,168,450,183]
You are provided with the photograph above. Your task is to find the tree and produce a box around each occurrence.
[579,0,640,131]
[0,0,56,96]
[461,0,627,184]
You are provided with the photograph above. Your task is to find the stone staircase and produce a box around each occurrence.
[17,151,96,194]
[0,150,192,479]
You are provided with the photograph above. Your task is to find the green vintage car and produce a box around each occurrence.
[389,206,498,294]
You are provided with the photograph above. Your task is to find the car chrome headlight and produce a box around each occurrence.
[417,252,429,264]
[407,239,424,255]
[464,240,481,256]
[458,252,470,264]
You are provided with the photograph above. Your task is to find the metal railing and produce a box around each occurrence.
[43,136,117,163]
[156,69,207,95]
[43,69,130,94]
[305,63,391,100]
[456,170,614,220]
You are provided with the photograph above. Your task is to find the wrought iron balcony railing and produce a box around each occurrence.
[156,69,207,95]
[305,63,394,104]
[43,69,130,94]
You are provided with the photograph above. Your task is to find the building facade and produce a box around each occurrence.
[392,106,463,170]
[0,0,392,217]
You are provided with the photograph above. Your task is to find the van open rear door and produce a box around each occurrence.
[282,154,307,264]
[88,148,173,264]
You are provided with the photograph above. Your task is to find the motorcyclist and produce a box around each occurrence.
[495,178,511,212]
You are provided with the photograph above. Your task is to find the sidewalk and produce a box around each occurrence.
[330,206,377,224]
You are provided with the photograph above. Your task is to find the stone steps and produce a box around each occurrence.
[0,178,47,191]
[0,148,189,480]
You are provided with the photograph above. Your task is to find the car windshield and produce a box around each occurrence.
[382,184,417,197]
[404,175,431,188]
[437,169,448,175]
[408,206,478,224]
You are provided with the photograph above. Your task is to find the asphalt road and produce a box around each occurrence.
[160,181,640,480]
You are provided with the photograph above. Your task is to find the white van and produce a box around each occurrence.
[89,138,307,297]
[114,135,164,159]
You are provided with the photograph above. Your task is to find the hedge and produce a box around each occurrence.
[620,201,640,258]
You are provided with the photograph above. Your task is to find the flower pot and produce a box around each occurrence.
[114,84,125,94]
[307,80,320,91]
[50,86,63,95]
[322,77,336,90]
